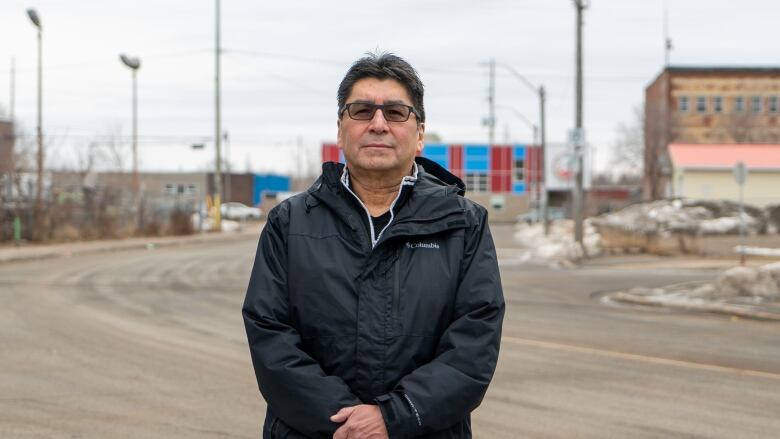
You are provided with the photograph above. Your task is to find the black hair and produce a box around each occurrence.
[337,51,425,123]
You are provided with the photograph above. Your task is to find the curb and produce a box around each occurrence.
[0,230,260,265]
[607,291,780,321]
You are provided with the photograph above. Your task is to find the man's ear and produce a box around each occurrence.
[416,122,425,154]
[336,119,342,149]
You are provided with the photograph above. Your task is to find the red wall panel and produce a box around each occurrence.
[322,143,340,163]
[449,145,463,178]
[490,146,512,192]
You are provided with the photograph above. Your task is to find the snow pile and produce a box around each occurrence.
[619,262,780,303]
[607,261,780,320]
[767,204,780,234]
[592,199,767,236]
[711,264,780,300]
[193,214,242,233]
[513,219,601,263]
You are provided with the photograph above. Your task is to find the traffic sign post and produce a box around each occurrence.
[734,162,747,265]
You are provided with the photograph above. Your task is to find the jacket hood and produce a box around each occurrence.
[413,156,466,196]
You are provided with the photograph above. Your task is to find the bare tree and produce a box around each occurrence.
[101,123,129,172]
[610,105,644,181]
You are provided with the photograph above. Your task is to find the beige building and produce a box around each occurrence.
[669,143,780,207]
[645,67,780,200]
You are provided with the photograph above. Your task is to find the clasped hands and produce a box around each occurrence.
[331,404,389,439]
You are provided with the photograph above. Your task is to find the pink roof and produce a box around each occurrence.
[668,143,780,169]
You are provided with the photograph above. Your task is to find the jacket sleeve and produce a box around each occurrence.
[242,202,362,438]
[375,207,505,438]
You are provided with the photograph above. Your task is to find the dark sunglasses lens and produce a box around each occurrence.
[383,104,411,122]
[348,103,376,120]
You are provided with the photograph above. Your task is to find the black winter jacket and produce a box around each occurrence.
[243,157,505,439]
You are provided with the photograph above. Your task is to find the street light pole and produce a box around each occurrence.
[119,54,141,229]
[494,62,549,234]
[27,9,43,241]
[214,0,223,232]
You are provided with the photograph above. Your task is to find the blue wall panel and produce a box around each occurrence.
[513,145,526,161]
[513,182,527,194]
[253,174,291,206]
[464,144,489,172]
[423,144,449,169]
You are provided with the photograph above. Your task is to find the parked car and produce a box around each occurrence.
[221,202,262,221]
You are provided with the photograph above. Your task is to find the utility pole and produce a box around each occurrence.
[9,57,14,120]
[9,56,18,243]
[27,9,44,241]
[572,0,587,249]
[224,131,231,203]
[488,58,496,145]
[664,1,673,67]
[540,85,549,235]
[214,0,223,231]
[297,135,304,190]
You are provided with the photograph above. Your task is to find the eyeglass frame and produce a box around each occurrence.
[339,102,421,123]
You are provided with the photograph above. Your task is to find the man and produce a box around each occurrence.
[243,52,504,439]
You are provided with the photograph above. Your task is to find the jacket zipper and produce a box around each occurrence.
[393,256,401,319]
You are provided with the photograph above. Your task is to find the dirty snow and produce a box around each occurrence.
[606,261,780,320]
[512,219,601,264]
[592,199,768,236]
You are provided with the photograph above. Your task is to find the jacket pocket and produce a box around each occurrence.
[393,256,401,319]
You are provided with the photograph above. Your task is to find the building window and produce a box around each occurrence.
[696,96,707,113]
[769,96,779,113]
[464,173,488,193]
[734,96,745,112]
[678,96,689,112]
[712,96,723,113]
[514,158,525,181]
[751,96,762,113]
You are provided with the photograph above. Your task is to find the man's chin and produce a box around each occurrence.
[349,159,402,174]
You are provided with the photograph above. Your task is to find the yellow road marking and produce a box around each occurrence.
[503,335,780,381]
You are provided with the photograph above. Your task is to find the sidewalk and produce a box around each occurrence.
[0,223,263,265]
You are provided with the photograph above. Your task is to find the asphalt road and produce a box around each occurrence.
[1,224,778,438]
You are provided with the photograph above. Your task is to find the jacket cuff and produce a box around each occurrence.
[374,392,421,439]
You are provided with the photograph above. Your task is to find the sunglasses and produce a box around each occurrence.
[341,102,419,122]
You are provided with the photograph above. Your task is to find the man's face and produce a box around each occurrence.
[337,78,424,177]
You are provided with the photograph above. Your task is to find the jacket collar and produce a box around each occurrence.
[307,157,469,246]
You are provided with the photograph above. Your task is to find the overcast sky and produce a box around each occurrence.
[2,0,779,176]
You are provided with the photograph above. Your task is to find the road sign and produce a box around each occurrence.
[733,161,747,185]
[568,128,586,147]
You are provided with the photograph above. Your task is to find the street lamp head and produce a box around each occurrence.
[120,54,141,70]
[26,8,41,28]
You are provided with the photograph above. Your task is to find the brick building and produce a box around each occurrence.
[644,67,780,200]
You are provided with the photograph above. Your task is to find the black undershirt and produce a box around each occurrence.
[343,176,412,242]
[371,210,392,234]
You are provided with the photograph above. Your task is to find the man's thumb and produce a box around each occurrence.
[330,406,356,422]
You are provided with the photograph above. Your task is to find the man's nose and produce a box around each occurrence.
[368,108,390,132]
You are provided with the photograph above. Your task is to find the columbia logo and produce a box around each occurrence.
[406,241,440,249]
